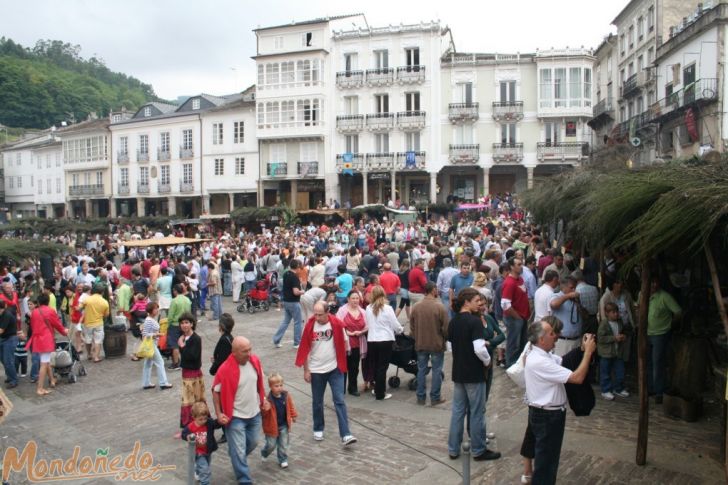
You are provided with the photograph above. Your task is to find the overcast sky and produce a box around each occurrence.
[1,0,622,100]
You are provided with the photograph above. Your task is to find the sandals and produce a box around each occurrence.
[36,389,52,396]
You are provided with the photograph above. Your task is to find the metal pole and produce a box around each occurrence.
[462,441,471,485]
[187,437,196,485]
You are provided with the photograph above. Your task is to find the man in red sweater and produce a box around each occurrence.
[212,336,269,484]
[500,258,530,367]
[408,259,428,307]
[378,263,400,310]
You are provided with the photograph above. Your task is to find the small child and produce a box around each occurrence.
[130,293,149,314]
[597,302,630,400]
[181,401,221,485]
[261,372,298,469]
[15,332,28,377]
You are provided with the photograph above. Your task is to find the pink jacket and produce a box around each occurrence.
[27,306,67,353]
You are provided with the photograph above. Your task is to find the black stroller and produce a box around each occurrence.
[387,334,431,391]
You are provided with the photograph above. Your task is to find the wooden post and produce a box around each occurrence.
[636,260,651,466]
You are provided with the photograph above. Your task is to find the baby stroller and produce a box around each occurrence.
[237,280,270,314]
[388,333,431,391]
[51,340,86,384]
[266,272,281,306]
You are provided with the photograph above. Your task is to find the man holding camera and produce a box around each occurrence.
[549,276,582,356]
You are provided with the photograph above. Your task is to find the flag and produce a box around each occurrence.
[342,152,354,175]
[405,151,416,169]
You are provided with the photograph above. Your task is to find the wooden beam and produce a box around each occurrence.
[636,260,651,466]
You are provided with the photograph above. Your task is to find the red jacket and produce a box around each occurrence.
[27,306,67,353]
[408,267,428,294]
[212,354,266,420]
[295,314,348,374]
[261,391,298,437]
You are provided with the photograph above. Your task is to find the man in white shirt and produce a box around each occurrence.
[524,320,595,485]
[534,270,560,322]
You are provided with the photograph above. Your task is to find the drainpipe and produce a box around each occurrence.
[199,114,204,215]
[108,119,113,218]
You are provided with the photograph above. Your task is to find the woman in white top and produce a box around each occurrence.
[365,285,404,400]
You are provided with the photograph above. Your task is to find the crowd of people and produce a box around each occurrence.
[0,194,684,485]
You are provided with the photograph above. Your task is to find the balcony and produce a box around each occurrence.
[620,73,640,98]
[396,66,425,84]
[396,151,426,170]
[117,152,129,164]
[366,113,395,131]
[69,184,104,196]
[157,149,171,162]
[137,182,150,194]
[297,161,319,177]
[180,181,194,193]
[366,153,395,172]
[118,183,130,195]
[396,111,426,131]
[366,68,394,86]
[492,143,524,163]
[137,150,149,163]
[448,103,479,122]
[449,144,480,164]
[592,98,614,119]
[652,78,717,124]
[336,70,364,88]
[336,115,364,133]
[157,181,171,194]
[266,162,288,177]
[537,142,589,162]
[492,101,524,122]
[179,147,194,159]
[336,153,365,173]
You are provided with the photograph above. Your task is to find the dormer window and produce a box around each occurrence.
[143,106,151,117]
[302,32,312,47]
[192,99,200,110]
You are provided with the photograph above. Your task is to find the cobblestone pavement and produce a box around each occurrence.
[0,297,724,484]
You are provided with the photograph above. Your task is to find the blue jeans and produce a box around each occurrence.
[387,294,397,310]
[222,270,232,296]
[311,369,351,438]
[504,315,525,367]
[448,381,486,456]
[199,287,208,311]
[141,346,169,387]
[210,294,222,320]
[1,336,18,385]
[600,356,625,393]
[261,426,289,464]
[30,352,41,381]
[648,332,671,397]
[195,454,211,485]
[529,407,566,485]
[416,351,444,402]
[227,414,261,484]
[273,302,302,347]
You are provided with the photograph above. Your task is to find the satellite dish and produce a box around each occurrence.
[630,137,641,147]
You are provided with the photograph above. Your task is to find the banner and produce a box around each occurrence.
[405,151,417,169]
[342,152,354,175]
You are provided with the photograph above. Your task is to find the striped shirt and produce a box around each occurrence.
[142,317,160,340]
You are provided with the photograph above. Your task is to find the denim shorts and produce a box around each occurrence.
[166,325,181,349]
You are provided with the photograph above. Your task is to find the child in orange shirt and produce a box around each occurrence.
[261,372,298,468]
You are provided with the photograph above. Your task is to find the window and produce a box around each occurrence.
[160,165,170,184]
[233,121,244,143]
[554,68,566,107]
[345,134,359,153]
[302,32,312,47]
[501,123,516,144]
[38,180,42,194]
[8,177,13,189]
[565,121,577,137]
[405,92,420,112]
[119,136,128,155]
[620,34,626,55]
[500,81,516,102]
[46,154,50,168]
[182,129,193,150]
[539,69,552,108]
[17,176,22,188]
[281,61,294,84]
[16,153,20,165]
[56,178,61,193]
[405,47,420,68]
[139,166,149,185]
[257,65,264,86]
[120,168,129,186]
[373,50,389,69]
[47,178,51,193]
[84,173,90,186]
[214,158,224,176]
[638,55,644,72]
[628,26,634,49]
[628,62,634,77]
[297,99,320,126]
[281,100,295,125]
[344,53,357,71]
[544,122,560,145]
[300,142,317,162]
[266,63,279,85]
[183,163,193,184]
[375,133,389,153]
[37,156,42,169]
[637,96,644,114]
[569,68,581,107]
[235,157,245,175]
[139,135,149,154]
[71,174,79,187]
[405,132,421,151]
[274,36,284,49]
[344,96,358,115]
[584,68,592,105]
[266,101,280,127]
[192,99,200,110]
[160,132,170,153]
[455,125,473,144]
[112,114,122,122]
[212,123,223,145]
[648,6,655,32]
[269,144,286,163]
[96,171,102,186]
[638,16,644,40]
[143,106,151,117]
[296,59,320,85]
[374,94,389,113]
[55,152,60,167]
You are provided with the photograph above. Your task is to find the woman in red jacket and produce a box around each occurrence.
[27,293,67,396]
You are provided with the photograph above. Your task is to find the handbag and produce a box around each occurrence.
[136,336,155,359]
[506,342,532,388]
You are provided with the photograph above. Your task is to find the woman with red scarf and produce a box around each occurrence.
[336,291,367,396]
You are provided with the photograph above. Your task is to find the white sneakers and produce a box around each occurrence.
[274,343,282,348]
[342,435,357,446]
[601,392,615,400]
[603,390,630,400]
[313,431,324,441]
[614,389,630,398]
[382,393,392,400]
[280,461,288,469]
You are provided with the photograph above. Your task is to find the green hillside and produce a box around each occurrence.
[0,38,161,129]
